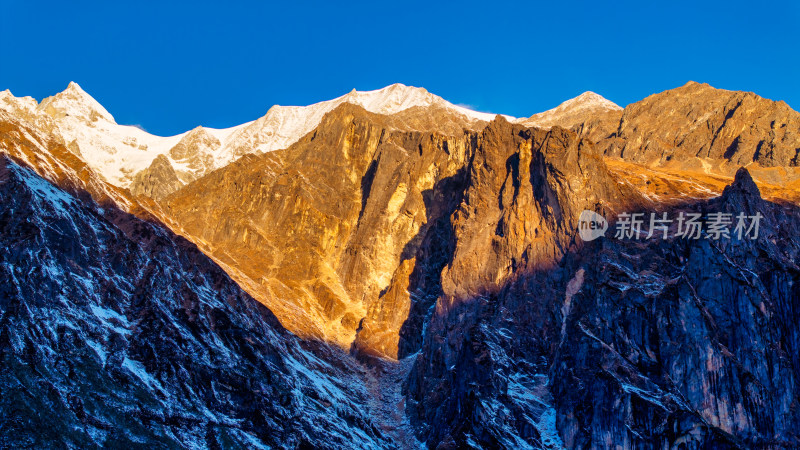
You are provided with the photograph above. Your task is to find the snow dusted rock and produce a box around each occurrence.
[0,156,394,448]
[34,82,194,187]
[217,83,506,167]
[0,106,141,214]
[38,81,116,123]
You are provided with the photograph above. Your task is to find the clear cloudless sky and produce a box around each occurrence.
[1,0,798,136]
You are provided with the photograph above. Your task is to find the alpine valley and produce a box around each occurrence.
[1,81,799,449]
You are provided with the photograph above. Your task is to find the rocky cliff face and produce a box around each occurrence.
[160,91,800,447]
[0,155,399,448]
[406,168,800,448]
[600,81,800,169]
[439,118,638,305]
[164,103,477,356]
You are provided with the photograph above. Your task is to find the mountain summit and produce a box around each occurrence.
[516,91,621,128]
[514,91,624,143]
[38,81,116,123]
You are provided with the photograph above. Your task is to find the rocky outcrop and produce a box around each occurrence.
[0,156,394,448]
[441,118,637,305]
[129,127,225,200]
[601,81,800,168]
[129,153,184,200]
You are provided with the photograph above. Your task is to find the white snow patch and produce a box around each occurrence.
[86,340,108,363]
[90,304,130,335]
[122,357,163,392]
[9,163,75,209]
[534,407,565,449]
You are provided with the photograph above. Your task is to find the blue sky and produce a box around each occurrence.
[2,1,798,136]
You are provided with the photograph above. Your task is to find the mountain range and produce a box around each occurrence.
[1,81,799,448]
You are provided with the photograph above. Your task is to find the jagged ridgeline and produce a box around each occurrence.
[1,81,800,448]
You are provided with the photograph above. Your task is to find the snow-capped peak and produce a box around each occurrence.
[340,83,508,122]
[532,91,621,118]
[560,91,621,112]
[0,89,38,114]
[516,91,621,128]
[342,83,435,115]
[38,81,116,124]
[217,83,511,167]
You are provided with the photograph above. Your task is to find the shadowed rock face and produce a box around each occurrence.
[439,119,638,306]
[600,81,800,168]
[0,156,393,448]
[406,167,800,448]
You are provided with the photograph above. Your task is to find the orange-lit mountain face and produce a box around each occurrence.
[2,82,800,448]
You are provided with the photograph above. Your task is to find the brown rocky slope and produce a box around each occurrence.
[599,81,800,170]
